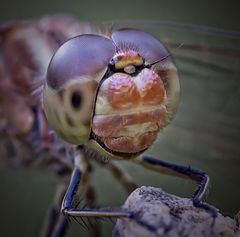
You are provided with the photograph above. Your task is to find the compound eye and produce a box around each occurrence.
[112,28,169,63]
[47,34,115,89]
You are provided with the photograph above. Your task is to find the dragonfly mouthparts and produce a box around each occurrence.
[92,106,167,154]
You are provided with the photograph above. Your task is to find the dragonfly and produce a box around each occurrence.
[0,14,240,237]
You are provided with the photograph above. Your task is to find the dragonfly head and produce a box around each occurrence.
[43,28,180,159]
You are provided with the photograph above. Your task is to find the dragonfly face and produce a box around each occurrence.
[43,28,180,158]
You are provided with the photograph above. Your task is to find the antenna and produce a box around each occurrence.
[146,42,184,68]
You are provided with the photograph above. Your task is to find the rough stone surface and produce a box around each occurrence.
[113,186,240,237]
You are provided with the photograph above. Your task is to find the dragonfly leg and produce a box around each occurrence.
[40,148,93,237]
[100,160,138,194]
[133,155,217,218]
[61,152,132,221]
[61,167,131,219]
[85,185,101,237]
[40,183,69,237]
[50,215,69,237]
[83,146,137,194]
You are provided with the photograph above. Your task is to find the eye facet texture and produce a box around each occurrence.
[47,34,115,89]
[112,28,170,63]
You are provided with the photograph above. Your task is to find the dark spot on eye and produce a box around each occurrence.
[65,114,75,127]
[71,91,82,109]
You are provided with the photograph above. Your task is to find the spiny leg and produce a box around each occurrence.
[52,166,90,237]
[83,166,136,236]
[99,160,138,194]
[83,146,138,194]
[133,155,217,218]
[50,216,69,237]
[40,182,69,237]
[39,148,90,237]
[61,152,131,221]
[85,185,101,237]
[37,148,75,237]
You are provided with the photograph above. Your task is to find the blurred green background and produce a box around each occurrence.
[0,0,240,31]
[0,0,240,236]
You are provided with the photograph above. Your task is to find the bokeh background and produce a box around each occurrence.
[0,0,240,236]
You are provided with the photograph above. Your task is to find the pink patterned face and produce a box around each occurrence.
[45,28,180,157]
[92,57,167,155]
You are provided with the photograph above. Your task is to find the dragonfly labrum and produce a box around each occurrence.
[0,14,240,237]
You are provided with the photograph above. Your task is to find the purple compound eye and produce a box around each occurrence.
[112,28,169,63]
[47,34,115,89]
